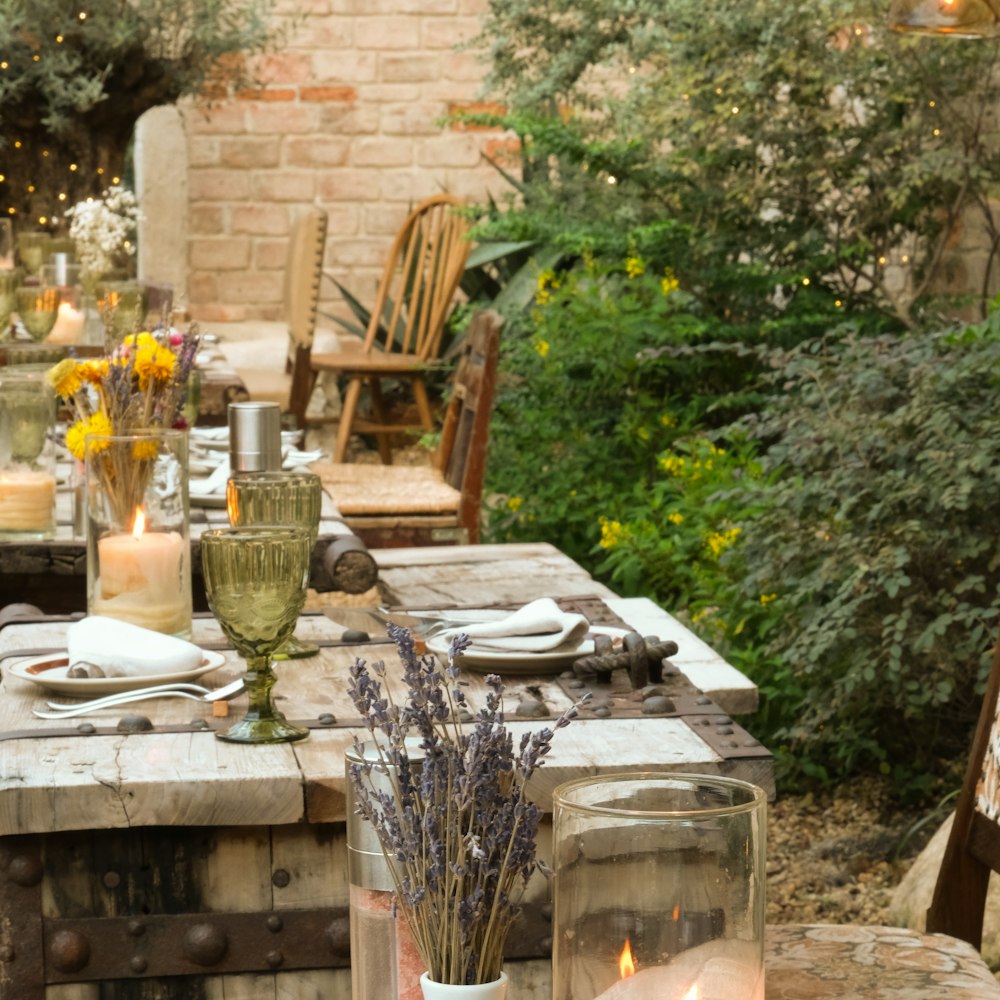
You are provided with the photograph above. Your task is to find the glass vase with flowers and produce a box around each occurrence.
[47,327,200,638]
[347,626,585,997]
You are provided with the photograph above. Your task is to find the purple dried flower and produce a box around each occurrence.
[346,625,582,986]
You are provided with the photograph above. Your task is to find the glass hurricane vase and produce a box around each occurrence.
[85,428,192,639]
[200,526,311,744]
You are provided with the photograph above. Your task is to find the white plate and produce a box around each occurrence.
[426,630,625,676]
[7,650,227,695]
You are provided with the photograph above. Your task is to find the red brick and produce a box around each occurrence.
[255,238,290,270]
[183,102,247,135]
[189,205,226,235]
[244,103,319,135]
[312,51,377,83]
[300,85,357,103]
[250,51,315,84]
[483,136,522,166]
[376,170,446,203]
[188,137,221,167]
[448,101,507,130]
[318,105,380,135]
[381,104,441,136]
[236,88,298,102]
[318,170,379,201]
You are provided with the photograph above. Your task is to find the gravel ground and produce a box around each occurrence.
[766,777,933,925]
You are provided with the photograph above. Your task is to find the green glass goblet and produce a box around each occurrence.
[226,470,323,660]
[201,526,312,744]
[0,271,20,341]
[15,285,61,341]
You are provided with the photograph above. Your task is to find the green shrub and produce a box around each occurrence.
[718,317,1000,790]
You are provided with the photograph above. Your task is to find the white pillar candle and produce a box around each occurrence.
[0,469,57,531]
[94,513,189,635]
[48,302,86,344]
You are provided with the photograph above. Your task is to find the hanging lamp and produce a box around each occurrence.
[887,0,1000,36]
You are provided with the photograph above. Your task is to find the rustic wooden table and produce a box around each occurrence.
[0,463,378,613]
[0,542,772,999]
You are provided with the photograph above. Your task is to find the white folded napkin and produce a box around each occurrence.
[447,598,589,653]
[188,450,326,500]
[67,616,204,677]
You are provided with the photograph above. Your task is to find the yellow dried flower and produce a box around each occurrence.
[65,411,114,461]
[47,358,84,398]
[598,515,628,549]
[668,511,684,525]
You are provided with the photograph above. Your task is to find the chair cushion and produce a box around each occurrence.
[766,923,1000,998]
[312,462,460,515]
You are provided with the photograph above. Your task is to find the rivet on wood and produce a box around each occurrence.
[267,915,283,932]
[0,945,14,962]
[266,949,283,968]
[8,854,43,887]
[182,923,228,966]
[117,715,154,733]
[103,871,121,889]
[128,920,145,937]
[130,955,147,974]
[318,713,337,725]
[49,929,91,973]
[77,722,96,734]
[539,902,553,921]
[326,914,351,957]
[272,869,291,888]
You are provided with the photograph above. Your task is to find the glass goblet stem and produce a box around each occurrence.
[217,655,309,744]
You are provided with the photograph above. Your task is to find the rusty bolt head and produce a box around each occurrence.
[49,929,91,973]
[271,869,291,888]
[0,945,14,962]
[117,715,154,733]
[266,950,284,968]
[130,955,148,974]
[102,871,121,889]
[326,915,351,957]
[77,722,97,734]
[7,854,42,887]
[128,920,145,937]
[318,713,337,725]
[182,923,228,966]
[267,915,283,933]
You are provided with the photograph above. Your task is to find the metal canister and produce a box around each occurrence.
[227,401,281,473]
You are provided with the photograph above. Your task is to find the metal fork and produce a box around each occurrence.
[34,678,246,719]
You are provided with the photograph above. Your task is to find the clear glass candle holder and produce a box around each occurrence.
[85,428,193,639]
[552,772,766,1000]
[0,369,57,540]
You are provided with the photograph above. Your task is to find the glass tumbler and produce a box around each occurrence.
[552,772,766,1000]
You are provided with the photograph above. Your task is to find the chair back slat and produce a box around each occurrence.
[435,310,502,542]
[927,627,1000,946]
[363,194,471,362]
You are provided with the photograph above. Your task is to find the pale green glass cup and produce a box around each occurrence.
[226,470,322,660]
[201,526,311,744]
[15,284,61,340]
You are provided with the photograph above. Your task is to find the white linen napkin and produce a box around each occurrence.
[188,449,326,501]
[67,616,204,677]
[447,598,589,653]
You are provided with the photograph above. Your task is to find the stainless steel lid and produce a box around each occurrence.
[228,401,282,472]
[346,739,425,890]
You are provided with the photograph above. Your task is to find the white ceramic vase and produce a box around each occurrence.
[419,971,509,999]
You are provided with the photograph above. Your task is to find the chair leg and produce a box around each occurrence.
[412,377,435,432]
[334,377,364,463]
[368,378,394,465]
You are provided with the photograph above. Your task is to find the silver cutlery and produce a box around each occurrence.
[34,677,246,719]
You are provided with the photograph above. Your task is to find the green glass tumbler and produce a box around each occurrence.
[226,470,322,659]
[201,526,311,744]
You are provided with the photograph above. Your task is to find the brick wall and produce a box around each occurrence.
[145,0,511,324]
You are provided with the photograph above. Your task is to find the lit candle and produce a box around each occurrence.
[593,940,763,1000]
[48,302,86,343]
[94,507,190,635]
[0,469,56,532]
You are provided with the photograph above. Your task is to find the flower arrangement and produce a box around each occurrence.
[65,185,141,284]
[46,327,200,524]
[347,625,583,988]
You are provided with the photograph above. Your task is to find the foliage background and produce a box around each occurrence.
[468,0,1000,796]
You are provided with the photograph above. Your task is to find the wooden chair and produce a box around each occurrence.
[215,205,334,426]
[310,309,502,547]
[765,628,1000,998]
[309,193,472,464]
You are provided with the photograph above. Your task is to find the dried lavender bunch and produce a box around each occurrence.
[348,623,583,986]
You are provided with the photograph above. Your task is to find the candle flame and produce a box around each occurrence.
[618,939,636,979]
[132,507,146,540]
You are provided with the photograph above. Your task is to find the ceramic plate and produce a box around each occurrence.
[426,628,627,676]
[6,650,227,695]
